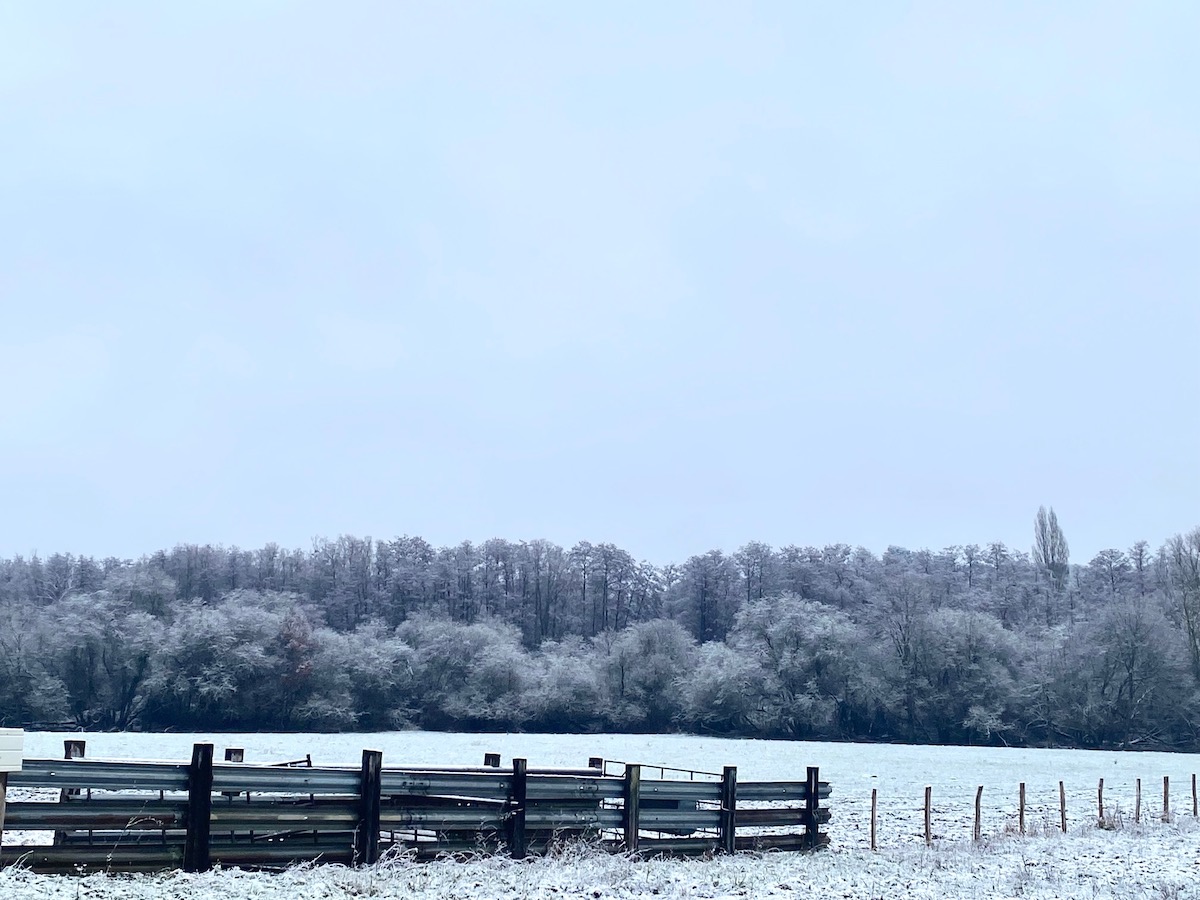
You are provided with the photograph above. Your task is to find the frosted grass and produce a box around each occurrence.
[6,732,1200,898]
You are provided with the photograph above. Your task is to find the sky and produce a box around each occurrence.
[1,2,1197,566]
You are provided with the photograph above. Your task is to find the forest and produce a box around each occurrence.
[2,509,1199,751]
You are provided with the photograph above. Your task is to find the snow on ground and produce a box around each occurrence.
[5,732,1200,898]
[2,825,1199,900]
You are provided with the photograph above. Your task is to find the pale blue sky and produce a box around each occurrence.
[2,2,1197,564]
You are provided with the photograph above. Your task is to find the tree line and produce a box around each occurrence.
[2,510,1199,750]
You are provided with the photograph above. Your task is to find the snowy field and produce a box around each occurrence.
[4,731,1200,899]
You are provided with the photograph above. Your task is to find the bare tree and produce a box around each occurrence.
[1165,528,1200,682]
[1033,506,1070,592]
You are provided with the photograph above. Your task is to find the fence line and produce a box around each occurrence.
[868,771,1200,849]
[0,743,830,873]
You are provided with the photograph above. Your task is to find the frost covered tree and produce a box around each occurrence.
[1033,505,1070,592]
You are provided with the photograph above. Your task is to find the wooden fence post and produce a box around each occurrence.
[509,758,528,860]
[355,749,383,866]
[870,788,877,851]
[624,764,641,853]
[1135,778,1141,824]
[719,766,737,854]
[184,743,214,873]
[974,786,983,841]
[805,767,821,850]
[1019,783,1026,835]
[54,739,86,845]
[1098,778,1105,825]
[62,740,85,800]
[221,748,244,799]
[1162,776,1170,823]
[1059,781,1067,832]
[1193,774,1198,818]
[924,785,932,847]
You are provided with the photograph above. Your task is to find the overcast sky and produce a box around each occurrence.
[2,2,1197,565]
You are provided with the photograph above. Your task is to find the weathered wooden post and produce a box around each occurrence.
[870,788,878,851]
[0,728,24,862]
[184,743,214,873]
[1018,782,1026,835]
[1098,778,1105,825]
[1135,778,1142,824]
[354,749,383,866]
[1162,776,1170,823]
[62,739,85,799]
[924,785,932,847]
[719,766,737,854]
[623,764,641,853]
[221,748,245,799]
[805,767,821,850]
[53,738,86,845]
[974,786,983,841]
[1059,781,1067,832]
[509,758,528,859]
[1193,774,1198,818]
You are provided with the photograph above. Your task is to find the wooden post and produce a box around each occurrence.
[509,758,528,860]
[184,743,214,873]
[355,749,383,866]
[974,786,983,841]
[54,739,86,845]
[1135,778,1141,824]
[870,788,877,851]
[718,766,737,854]
[62,739,85,799]
[484,753,501,768]
[623,764,641,853]
[221,748,244,798]
[805,767,821,850]
[1162,776,1170,823]
[1019,783,1026,835]
[1193,774,1197,818]
[1098,778,1105,825]
[1059,781,1067,832]
[924,785,932,847]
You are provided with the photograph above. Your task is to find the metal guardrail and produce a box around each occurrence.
[9,759,189,792]
[0,747,831,872]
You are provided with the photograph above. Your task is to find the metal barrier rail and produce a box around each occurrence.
[0,746,831,873]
